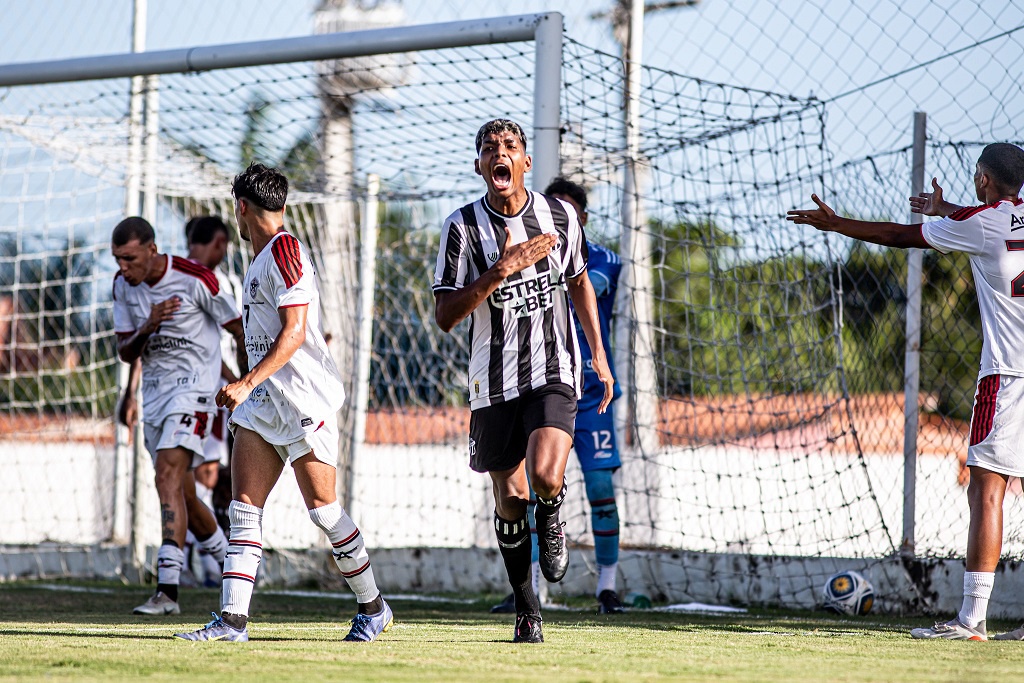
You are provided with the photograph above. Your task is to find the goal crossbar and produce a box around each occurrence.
[0,12,564,191]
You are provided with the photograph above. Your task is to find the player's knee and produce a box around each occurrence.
[529,468,563,498]
[153,463,185,495]
[967,469,1007,510]
[307,501,342,533]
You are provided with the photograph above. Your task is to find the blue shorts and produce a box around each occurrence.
[573,407,621,472]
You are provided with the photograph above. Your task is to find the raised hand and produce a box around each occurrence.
[909,178,951,216]
[786,194,840,232]
[495,227,556,278]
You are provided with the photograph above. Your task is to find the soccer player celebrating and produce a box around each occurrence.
[491,177,627,616]
[433,120,614,643]
[176,162,391,643]
[111,217,244,615]
[120,216,240,589]
[787,143,1024,641]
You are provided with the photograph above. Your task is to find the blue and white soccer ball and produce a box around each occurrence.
[822,570,874,616]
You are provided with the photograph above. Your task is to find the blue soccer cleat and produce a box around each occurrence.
[174,613,249,642]
[343,600,394,642]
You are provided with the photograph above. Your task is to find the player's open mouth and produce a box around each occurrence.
[491,164,512,191]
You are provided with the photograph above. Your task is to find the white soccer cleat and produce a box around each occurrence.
[910,618,986,641]
[993,625,1024,641]
[133,591,181,616]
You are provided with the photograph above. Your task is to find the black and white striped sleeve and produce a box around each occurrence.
[566,211,589,279]
[433,212,469,291]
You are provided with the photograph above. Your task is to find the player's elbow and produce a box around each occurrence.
[434,306,454,334]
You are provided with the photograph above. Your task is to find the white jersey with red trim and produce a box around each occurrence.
[113,255,242,424]
[921,198,1024,378]
[235,230,345,445]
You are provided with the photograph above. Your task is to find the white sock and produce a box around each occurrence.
[309,502,379,604]
[596,563,618,597]
[197,526,228,564]
[157,543,185,589]
[531,561,541,597]
[958,571,995,628]
[222,501,263,618]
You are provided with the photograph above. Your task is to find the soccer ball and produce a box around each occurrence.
[822,570,874,616]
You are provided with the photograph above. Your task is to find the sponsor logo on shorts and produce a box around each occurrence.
[301,417,313,427]
[198,396,208,404]
[468,437,477,459]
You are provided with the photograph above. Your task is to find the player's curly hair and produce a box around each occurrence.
[111,216,155,247]
[978,143,1024,194]
[232,161,288,212]
[544,177,588,212]
[475,119,528,153]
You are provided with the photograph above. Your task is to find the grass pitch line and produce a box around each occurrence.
[260,589,475,604]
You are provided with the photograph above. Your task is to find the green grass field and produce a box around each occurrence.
[2,581,1023,682]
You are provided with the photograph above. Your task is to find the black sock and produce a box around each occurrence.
[534,480,567,526]
[221,611,248,630]
[358,593,384,615]
[158,583,179,602]
[494,511,540,615]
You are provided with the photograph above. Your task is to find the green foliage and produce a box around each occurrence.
[652,218,837,397]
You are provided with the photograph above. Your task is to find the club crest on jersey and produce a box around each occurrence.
[249,277,259,299]
[486,250,499,263]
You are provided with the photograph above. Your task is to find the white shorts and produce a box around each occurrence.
[966,374,1024,477]
[201,407,230,467]
[143,412,213,470]
[229,401,339,467]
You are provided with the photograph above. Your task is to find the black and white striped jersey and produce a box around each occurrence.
[433,191,589,409]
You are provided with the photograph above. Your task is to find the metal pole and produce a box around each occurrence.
[616,0,658,455]
[901,111,926,558]
[530,12,563,192]
[348,174,380,518]
[113,0,146,549]
[0,13,561,87]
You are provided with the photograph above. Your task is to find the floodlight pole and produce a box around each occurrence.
[901,111,926,559]
[616,0,659,459]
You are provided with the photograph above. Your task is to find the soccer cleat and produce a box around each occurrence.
[174,613,249,642]
[343,600,393,642]
[490,593,517,614]
[910,618,987,641]
[132,591,181,616]
[536,516,569,583]
[597,589,625,614]
[993,625,1024,640]
[513,613,543,643]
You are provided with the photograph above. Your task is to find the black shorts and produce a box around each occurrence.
[468,383,578,473]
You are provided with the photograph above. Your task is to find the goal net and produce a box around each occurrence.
[1,16,972,610]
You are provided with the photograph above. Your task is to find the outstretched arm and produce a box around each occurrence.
[434,228,556,333]
[787,194,929,249]
[567,270,614,414]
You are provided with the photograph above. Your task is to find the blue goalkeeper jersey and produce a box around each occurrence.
[574,242,623,412]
